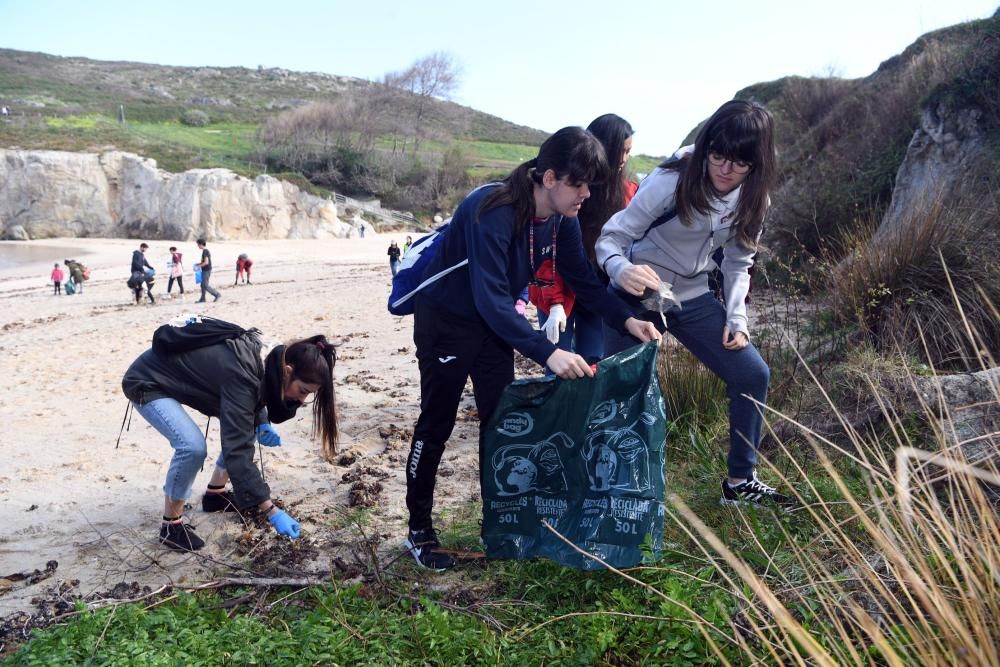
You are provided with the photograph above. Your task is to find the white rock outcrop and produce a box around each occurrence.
[0,149,350,240]
[877,104,988,237]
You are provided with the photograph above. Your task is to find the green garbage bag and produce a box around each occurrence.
[482,341,666,569]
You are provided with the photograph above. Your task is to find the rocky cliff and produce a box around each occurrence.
[877,103,991,238]
[0,149,351,241]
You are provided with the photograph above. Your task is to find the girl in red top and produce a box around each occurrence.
[529,114,637,362]
[235,254,253,285]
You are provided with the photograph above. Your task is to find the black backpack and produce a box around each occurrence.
[152,315,255,356]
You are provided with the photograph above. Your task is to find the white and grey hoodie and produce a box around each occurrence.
[594,147,759,336]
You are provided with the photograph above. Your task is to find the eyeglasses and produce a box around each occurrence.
[707,152,752,174]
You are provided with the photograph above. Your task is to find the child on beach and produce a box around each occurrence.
[51,263,64,295]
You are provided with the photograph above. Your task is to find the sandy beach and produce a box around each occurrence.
[0,235,490,616]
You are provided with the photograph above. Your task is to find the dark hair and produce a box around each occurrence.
[283,335,338,460]
[662,99,776,249]
[197,239,206,246]
[169,246,177,252]
[478,126,609,234]
[140,243,149,250]
[579,114,634,261]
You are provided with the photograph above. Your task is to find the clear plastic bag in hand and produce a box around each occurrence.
[639,282,680,313]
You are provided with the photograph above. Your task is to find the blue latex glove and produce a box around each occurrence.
[256,423,282,447]
[267,509,300,538]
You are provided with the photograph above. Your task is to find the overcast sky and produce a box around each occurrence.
[1,0,996,155]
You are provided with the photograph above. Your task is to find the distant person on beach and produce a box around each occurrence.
[129,243,156,304]
[596,99,792,508]
[122,325,339,551]
[131,243,154,276]
[51,263,64,295]
[167,247,185,297]
[387,241,401,276]
[64,259,85,294]
[235,254,253,285]
[196,239,221,303]
[403,236,413,254]
[401,126,661,570]
[129,269,156,305]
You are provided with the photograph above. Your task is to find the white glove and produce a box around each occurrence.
[543,304,567,344]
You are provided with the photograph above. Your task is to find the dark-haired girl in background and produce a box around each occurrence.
[596,99,794,508]
[403,126,660,569]
[122,330,338,551]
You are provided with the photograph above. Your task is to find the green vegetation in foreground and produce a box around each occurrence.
[5,416,871,666]
[11,278,997,664]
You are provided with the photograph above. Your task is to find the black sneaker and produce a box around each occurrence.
[159,521,205,551]
[404,528,455,571]
[201,490,239,513]
[720,473,797,509]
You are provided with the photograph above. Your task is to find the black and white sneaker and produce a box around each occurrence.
[721,473,797,509]
[404,527,455,571]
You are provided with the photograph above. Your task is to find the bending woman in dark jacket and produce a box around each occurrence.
[122,329,338,551]
[403,127,660,569]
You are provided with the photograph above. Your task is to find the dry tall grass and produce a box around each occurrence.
[827,187,1000,370]
[663,302,999,665]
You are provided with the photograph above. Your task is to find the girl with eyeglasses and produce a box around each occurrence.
[403,126,661,570]
[596,99,794,508]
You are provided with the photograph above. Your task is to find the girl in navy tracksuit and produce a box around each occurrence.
[403,126,660,569]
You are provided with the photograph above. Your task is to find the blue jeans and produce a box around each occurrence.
[390,260,400,276]
[603,292,769,479]
[538,304,605,370]
[134,398,225,500]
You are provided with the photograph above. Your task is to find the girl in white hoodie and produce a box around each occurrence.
[595,99,793,508]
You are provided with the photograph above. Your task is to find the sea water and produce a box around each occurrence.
[0,242,88,270]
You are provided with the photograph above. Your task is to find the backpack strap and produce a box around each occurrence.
[600,205,678,275]
[628,206,677,263]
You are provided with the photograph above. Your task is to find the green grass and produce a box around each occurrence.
[5,404,876,666]
[627,154,663,179]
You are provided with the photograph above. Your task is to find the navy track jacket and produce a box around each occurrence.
[419,185,633,366]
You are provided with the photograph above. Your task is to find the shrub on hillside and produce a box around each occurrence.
[826,189,1000,370]
[180,109,210,127]
[760,14,997,268]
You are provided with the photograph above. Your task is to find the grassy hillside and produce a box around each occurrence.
[0,48,548,142]
[0,49,664,206]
